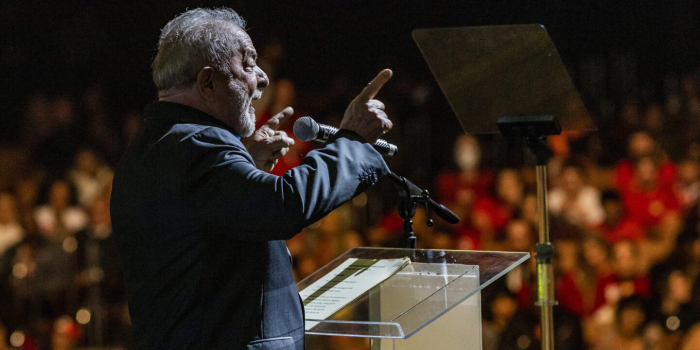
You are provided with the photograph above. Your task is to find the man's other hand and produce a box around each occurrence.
[340,69,393,144]
[245,107,295,173]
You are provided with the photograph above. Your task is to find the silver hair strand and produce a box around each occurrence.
[152,8,246,91]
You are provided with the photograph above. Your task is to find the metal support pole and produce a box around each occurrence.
[497,116,561,350]
[535,164,556,350]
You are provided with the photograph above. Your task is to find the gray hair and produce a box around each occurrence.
[152,8,246,91]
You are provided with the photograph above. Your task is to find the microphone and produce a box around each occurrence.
[293,116,398,156]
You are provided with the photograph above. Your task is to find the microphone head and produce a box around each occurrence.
[293,116,320,142]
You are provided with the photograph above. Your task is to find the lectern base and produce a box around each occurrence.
[372,292,482,350]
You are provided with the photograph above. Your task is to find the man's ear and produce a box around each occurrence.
[196,67,217,101]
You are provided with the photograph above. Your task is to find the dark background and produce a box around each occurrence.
[1,0,698,141]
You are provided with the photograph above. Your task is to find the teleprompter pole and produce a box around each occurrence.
[535,163,556,350]
[497,115,560,350]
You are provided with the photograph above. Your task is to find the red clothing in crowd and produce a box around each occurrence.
[378,211,404,234]
[557,272,586,317]
[621,183,680,227]
[435,169,494,204]
[615,160,680,227]
[472,195,513,233]
[455,225,482,250]
[592,274,651,312]
[594,218,646,243]
[615,159,676,191]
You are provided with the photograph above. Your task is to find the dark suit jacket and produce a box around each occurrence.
[110,102,389,350]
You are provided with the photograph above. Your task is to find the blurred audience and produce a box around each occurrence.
[33,179,88,242]
[0,193,24,256]
[595,189,645,243]
[549,163,604,227]
[1,47,700,350]
[68,149,113,208]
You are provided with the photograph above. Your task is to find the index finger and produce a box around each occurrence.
[265,106,294,131]
[356,69,393,102]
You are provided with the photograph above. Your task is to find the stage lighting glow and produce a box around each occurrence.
[63,237,78,253]
[76,308,92,324]
[12,263,28,279]
[10,331,25,347]
[666,316,680,331]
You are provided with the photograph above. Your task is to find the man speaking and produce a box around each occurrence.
[110,7,393,350]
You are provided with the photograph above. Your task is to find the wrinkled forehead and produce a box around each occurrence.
[227,23,256,57]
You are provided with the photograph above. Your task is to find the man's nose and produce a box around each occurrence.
[256,66,269,89]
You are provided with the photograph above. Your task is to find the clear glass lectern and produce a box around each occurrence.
[296,247,530,350]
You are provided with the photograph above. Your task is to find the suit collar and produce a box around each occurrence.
[144,101,241,139]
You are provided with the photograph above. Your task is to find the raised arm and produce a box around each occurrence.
[189,128,389,241]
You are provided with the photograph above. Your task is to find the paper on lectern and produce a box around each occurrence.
[299,257,410,330]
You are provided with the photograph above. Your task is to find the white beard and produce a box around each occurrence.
[228,81,256,138]
[237,108,255,137]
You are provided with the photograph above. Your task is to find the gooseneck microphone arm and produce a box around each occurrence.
[387,172,460,248]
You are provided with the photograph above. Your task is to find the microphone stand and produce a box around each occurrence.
[387,172,459,248]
